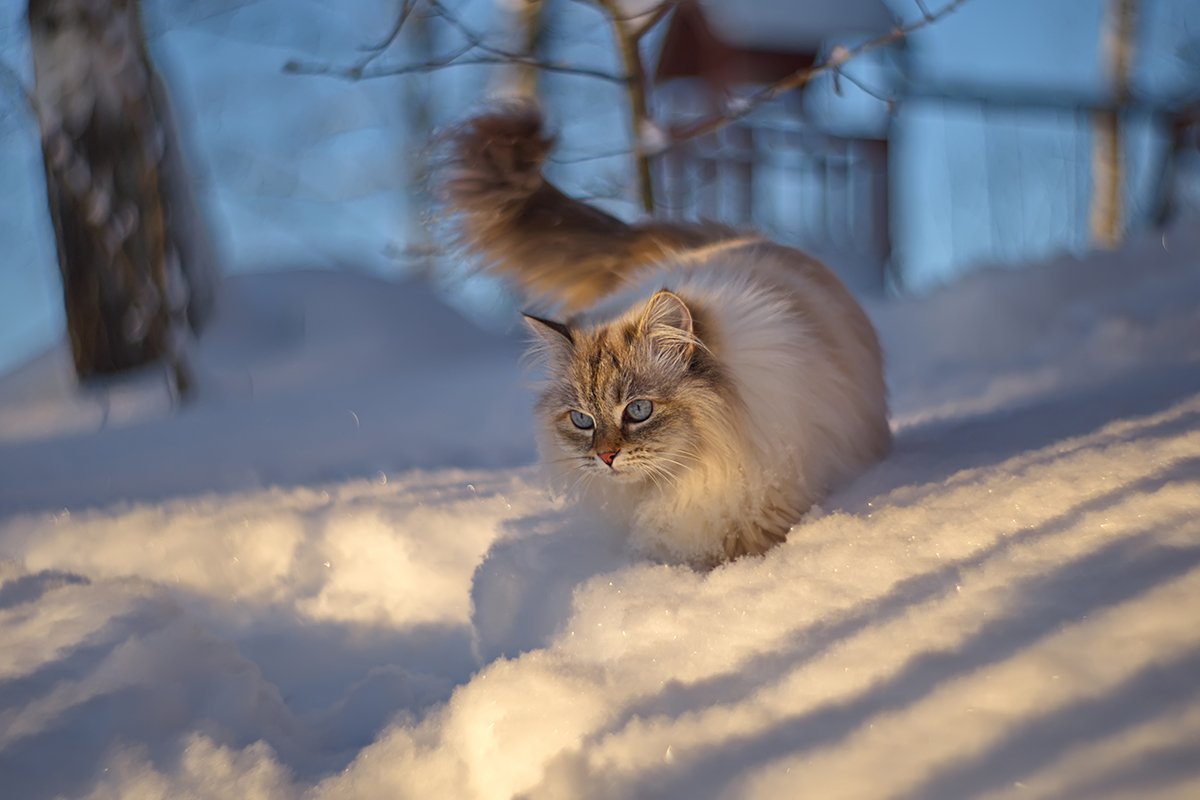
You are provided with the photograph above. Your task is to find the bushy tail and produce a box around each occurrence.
[438,102,726,314]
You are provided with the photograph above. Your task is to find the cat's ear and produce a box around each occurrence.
[638,290,695,363]
[523,313,574,363]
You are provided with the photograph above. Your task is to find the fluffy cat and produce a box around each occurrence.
[440,104,891,566]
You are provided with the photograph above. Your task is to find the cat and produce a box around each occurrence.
[440,103,891,566]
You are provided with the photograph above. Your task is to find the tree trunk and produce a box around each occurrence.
[517,0,545,98]
[27,0,219,399]
[1089,0,1138,250]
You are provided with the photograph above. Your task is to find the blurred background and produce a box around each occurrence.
[1,0,1198,379]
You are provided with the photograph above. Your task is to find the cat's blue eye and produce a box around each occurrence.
[624,399,653,423]
[569,410,595,429]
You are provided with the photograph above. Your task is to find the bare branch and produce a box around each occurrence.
[667,0,973,148]
[0,58,36,114]
[833,65,893,105]
[282,0,967,196]
[425,0,517,60]
[633,2,677,40]
[285,51,627,84]
[286,0,630,85]
[358,0,417,57]
[286,41,472,79]
[549,146,638,164]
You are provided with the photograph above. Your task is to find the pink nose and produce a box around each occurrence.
[598,450,619,467]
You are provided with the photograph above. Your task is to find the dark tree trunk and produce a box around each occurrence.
[27,0,219,399]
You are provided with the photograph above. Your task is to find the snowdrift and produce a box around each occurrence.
[1,219,1199,799]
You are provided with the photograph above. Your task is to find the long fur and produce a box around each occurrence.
[440,103,891,566]
[438,103,730,314]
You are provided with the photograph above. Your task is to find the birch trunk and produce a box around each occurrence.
[1089,0,1138,250]
[27,0,219,398]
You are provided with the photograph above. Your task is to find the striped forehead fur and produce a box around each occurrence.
[532,310,726,416]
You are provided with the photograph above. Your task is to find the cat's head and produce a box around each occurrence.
[526,291,731,491]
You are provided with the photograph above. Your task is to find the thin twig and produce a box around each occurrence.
[349,0,421,75]
[549,146,637,164]
[633,2,677,39]
[286,42,474,79]
[426,0,519,60]
[427,0,552,93]
[833,65,893,105]
[358,0,417,55]
[286,52,626,83]
[428,0,630,84]
[283,0,968,172]
[0,58,36,113]
[287,0,630,85]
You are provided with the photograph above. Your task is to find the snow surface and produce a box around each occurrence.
[1,217,1200,799]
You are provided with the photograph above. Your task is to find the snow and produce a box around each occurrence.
[1,211,1198,798]
[6,0,1200,790]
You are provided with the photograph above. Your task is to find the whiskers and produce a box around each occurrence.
[542,436,703,509]
[642,462,679,493]
[542,454,600,499]
[563,463,600,499]
[618,447,697,495]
